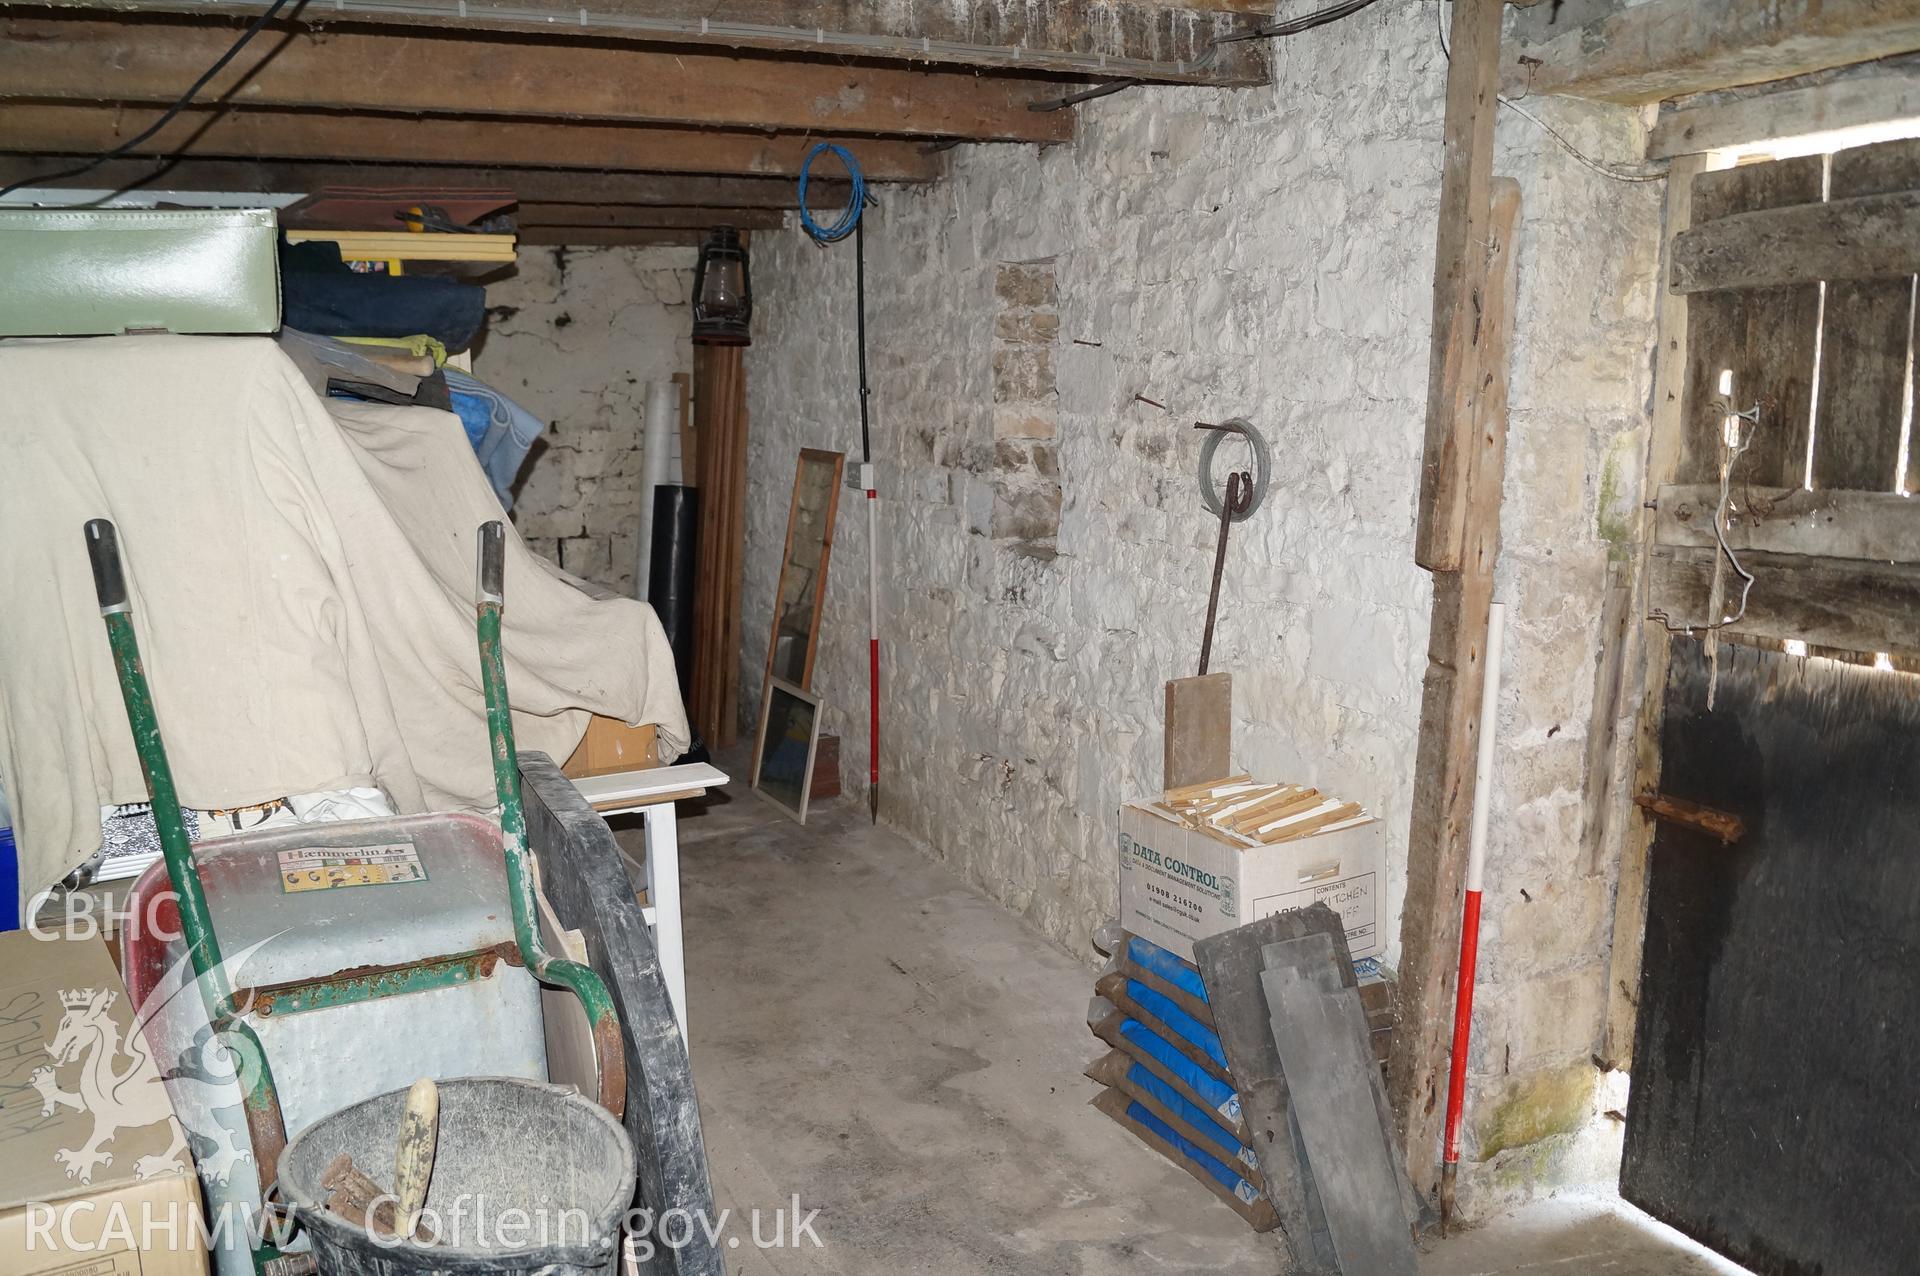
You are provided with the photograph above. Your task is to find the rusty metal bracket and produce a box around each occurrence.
[235,942,523,1019]
[1635,792,1746,844]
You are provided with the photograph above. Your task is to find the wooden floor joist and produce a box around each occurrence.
[512,205,785,231]
[0,13,1076,144]
[0,103,945,180]
[1506,0,1920,105]
[23,0,1272,84]
[516,227,702,247]
[0,155,837,206]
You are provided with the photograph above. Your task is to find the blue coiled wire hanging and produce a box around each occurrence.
[798,142,866,243]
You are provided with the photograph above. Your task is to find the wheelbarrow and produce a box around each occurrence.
[85,519,633,1276]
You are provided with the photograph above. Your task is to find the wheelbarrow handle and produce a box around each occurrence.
[83,519,130,615]
[80,517,292,1204]
[477,520,506,605]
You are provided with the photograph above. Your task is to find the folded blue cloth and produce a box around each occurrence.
[448,387,492,449]
[280,241,486,351]
[445,368,545,509]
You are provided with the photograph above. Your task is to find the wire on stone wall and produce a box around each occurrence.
[1217,0,1383,43]
[1435,0,1667,185]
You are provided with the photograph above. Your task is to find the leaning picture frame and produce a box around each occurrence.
[750,677,823,824]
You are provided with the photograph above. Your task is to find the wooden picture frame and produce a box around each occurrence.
[750,677,823,824]
[764,448,845,690]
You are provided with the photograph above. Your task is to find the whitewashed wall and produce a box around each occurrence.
[742,5,1663,1212]
[479,245,696,592]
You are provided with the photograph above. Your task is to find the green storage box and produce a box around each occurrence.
[0,206,279,336]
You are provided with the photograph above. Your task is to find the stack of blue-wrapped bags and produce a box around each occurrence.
[1085,924,1279,1231]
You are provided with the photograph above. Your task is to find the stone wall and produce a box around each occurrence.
[477,244,696,593]
[741,5,1663,1214]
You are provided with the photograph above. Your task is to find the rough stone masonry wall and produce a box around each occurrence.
[742,5,1662,1215]
[478,244,696,593]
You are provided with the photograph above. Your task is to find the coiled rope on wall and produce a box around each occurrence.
[798,143,867,243]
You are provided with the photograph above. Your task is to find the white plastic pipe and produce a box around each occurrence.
[1465,601,1506,893]
[634,380,677,596]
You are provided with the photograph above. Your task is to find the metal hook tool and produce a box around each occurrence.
[1200,468,1252,676]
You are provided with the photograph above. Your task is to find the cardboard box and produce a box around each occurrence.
[1117,800,1384,964]
[0,931,209,1275]
[562,715,660,778]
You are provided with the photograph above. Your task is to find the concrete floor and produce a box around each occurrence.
[623,777,1745,1275]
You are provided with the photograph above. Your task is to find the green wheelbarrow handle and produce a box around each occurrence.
[475,521,628,1119]
[82,520,293,1205]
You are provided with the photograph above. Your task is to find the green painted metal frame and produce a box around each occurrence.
[475,521,627,1116]
[83,520,292,1237]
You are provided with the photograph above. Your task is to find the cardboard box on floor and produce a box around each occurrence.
[1118,801,1384,965]
[0,930,209,1276]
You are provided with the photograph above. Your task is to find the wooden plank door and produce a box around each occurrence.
[1649,138,1920,657]
[1623,639,1920,1275]
[1626,137,1920,1273]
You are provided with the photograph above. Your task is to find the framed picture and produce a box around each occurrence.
[751,677,822,824]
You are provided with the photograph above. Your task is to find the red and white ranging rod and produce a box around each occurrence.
[1439,599,1506,1232]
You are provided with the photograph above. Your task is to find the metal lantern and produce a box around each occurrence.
[691,225,752,346]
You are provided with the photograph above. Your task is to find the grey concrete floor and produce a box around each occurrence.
[624,778,1742,1276]
[1418,1195,1751,1276]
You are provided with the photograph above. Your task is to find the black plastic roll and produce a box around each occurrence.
[648,484,700,698]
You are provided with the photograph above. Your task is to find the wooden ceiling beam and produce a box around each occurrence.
[22,0,1268,85]
[0,13,1074,144]
[516,227,703,247]
[0,103,945,180]
[513,203,785,229]
[0,154,834,205]
[1506,0,1920,105]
